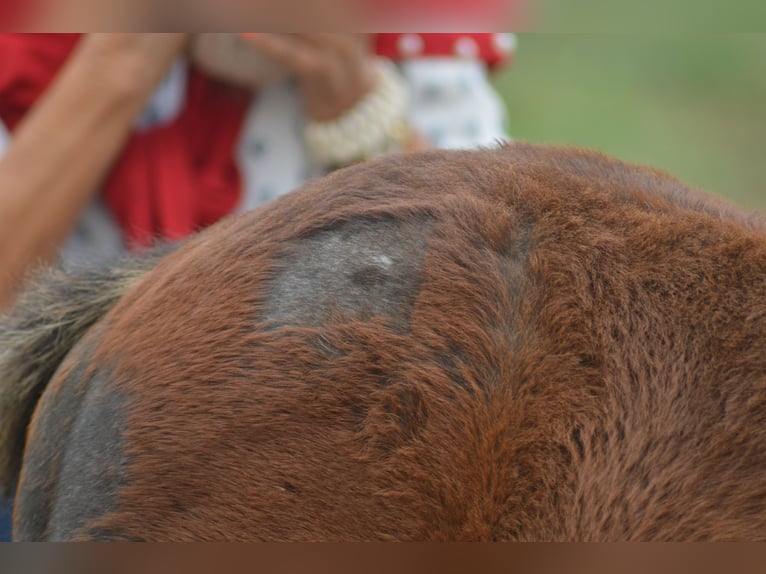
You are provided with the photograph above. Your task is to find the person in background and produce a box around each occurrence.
[0,33,514,307]
[0,32,515,539]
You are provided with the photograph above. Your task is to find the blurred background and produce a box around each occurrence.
[494,34,766,212]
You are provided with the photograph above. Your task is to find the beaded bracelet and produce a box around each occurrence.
[304,59,410,167]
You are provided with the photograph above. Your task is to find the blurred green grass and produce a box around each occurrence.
[493,34,766,213]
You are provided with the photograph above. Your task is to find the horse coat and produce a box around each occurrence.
[1,144,765,541]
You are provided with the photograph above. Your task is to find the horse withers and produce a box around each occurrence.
[1,144,765,541]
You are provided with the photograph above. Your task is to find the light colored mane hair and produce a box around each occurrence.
[0,246,174,496]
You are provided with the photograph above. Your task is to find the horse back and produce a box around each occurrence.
[13,145,766,540]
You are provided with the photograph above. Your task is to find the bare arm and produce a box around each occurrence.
[0,34,186,309]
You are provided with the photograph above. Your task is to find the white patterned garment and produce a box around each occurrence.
[0,119,8,150]
[401,58,509,150]
[0,56,510,266]
[236,58,510,214]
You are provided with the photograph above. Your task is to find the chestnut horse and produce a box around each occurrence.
[1,144,765,541]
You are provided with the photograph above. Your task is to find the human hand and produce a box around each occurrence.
[78,34,188,97]
[242,33,376,122]
[189,33,290,89]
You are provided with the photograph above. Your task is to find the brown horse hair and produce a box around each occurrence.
[2,143,766,540]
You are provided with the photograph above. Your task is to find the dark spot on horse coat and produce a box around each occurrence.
[281,482,299,494]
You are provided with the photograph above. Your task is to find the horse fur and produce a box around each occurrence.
[1,143,765,541]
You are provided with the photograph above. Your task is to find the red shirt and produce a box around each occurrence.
[0,33,514,247]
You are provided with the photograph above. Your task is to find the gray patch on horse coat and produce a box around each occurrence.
[45,375,128,541]
[262,218,432,330]
[14,363,128,541]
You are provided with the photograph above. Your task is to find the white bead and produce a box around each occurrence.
[398,34,424,57]
[454,37,479,59]
[304,59,410,166]
[492,33,517,56]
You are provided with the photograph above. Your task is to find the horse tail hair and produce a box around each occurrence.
[0,246,174,497]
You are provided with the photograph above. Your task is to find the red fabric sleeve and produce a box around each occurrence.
[0,34,80,129]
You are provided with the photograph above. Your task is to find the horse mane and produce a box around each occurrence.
[0,245,175,497]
